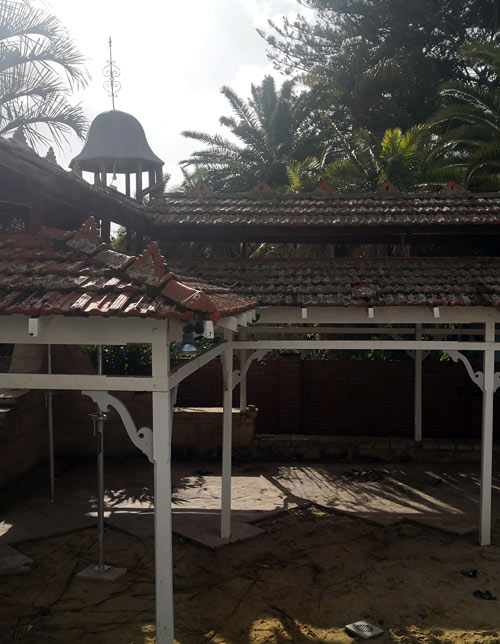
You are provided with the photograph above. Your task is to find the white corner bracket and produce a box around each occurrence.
[232,349,270,389]
[448,351,484,392]
[81,391,153,462]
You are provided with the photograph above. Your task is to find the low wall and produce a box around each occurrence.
[252,434,500,464]
[52,390,257,458]
[0,390,47,487]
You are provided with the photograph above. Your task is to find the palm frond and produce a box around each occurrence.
[0,94,87,146]
[220,85,259,131]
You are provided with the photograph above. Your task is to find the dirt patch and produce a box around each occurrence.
[1,507,500,643]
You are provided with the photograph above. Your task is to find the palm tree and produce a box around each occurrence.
[0,0,89,148]
[181,75,326,192]
[287,125,438,192]
[429,41,500,190]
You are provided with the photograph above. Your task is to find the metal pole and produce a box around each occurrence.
[47,344,55,503]
[95,346,106,571]
[479,321,495,546]
[414,324,423,442]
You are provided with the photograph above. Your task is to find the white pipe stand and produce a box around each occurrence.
[77,346,126,581]
[46,344,55,503]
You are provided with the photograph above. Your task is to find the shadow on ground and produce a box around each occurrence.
[1,507,500,644]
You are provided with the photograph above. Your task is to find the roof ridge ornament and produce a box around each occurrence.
[314,181,335,194]
[12,127,29,148]
[252,181,273,193]
[443,180,464,191]
[127,240,170,286]
[79,217,102,244]
[45,146,58,166]
[188,181,215,197]
[378,180,399,192]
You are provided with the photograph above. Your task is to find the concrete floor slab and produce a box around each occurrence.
[1,458,498,549]
[172,512,264,548]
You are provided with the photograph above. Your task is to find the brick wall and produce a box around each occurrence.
[175,356,498,439]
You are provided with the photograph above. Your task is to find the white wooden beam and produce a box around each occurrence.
[249,326,486,336]
[0,373,165,392]
[0,315,158,345]
[151,321,175,644]
[234,340,500,352]
[256,306,500,325]
[239,328,247,412]
[221,330,233,540]
[169,343,226,389]
[480,321,496,547]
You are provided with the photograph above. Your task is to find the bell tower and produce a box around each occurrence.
[69,38,164,242]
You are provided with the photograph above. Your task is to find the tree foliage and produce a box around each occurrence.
[288,125,441,192]
[181,75,329,191]
[0,0,89,148]
[260,0,499,135]
[429,41,500,190]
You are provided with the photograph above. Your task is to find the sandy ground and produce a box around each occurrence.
[1,506,500,644]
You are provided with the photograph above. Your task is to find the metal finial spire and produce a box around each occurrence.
[103,37,121,110]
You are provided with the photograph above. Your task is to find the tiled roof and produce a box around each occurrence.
[169,257,500,307]
[144,190,500,231]
[0,220,254,321]
[0,136,142,213]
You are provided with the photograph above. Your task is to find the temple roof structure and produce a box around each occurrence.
[0,219,254,321]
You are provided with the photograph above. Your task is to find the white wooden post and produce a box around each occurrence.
[415,324,423,442]
[151,321,175,644]
[239,328,247,413]
[480,321,495,546]
[221,330,233,540]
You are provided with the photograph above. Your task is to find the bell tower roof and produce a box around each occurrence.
[70,109,164,173]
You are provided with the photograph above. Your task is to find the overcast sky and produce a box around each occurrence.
[43,0,315,188]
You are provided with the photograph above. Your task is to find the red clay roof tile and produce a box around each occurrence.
[143,192,500,230]
[169,257,500,308]
[0,225,255,321]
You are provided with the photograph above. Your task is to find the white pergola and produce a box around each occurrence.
[0,303,499,644]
